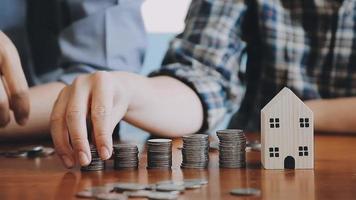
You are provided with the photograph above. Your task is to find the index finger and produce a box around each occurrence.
[0,32,29,125]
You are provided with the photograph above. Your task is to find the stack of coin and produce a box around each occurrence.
[181,134,209,169]
[81,144,105,171]
[113,144,139,169]
[217,129,246,168]
[147,139,172,169]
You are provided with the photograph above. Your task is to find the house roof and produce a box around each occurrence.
[261,87,312,114]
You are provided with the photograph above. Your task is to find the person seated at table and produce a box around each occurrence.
[0,1,146,139]
[8,0,356,168]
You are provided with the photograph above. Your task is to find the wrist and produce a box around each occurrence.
[112,72,148,113]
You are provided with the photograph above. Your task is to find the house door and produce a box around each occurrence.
[284,156,295,169]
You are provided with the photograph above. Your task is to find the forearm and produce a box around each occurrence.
[0,82,65,140]
[306,97,356,133]
[120,73,204,137]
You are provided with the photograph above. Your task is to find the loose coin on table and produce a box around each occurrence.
[230,188,261,196]
[96,193,128,200]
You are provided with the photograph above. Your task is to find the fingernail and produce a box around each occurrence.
[79,151,90,166]
[18,117,28,126]
[61,155,74,168]
[100,146,111,160]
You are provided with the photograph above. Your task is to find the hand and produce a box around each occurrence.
[50,71,134,168]
[0,31,30,127]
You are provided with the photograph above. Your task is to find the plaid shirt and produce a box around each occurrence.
[151,0,356,132]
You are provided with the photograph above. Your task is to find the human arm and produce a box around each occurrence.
[50,0,249,168]
[0,0,146,140]
[50,72,203,167]
[0,82,65,141]
[306,98,356,133]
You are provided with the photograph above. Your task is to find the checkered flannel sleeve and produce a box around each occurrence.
[150,0,247,132]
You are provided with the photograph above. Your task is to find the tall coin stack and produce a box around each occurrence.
[217,129,246,168]
[147,139,172,169]
[181,134,209,169]
[113,144,139,169]
[81,144,105,171]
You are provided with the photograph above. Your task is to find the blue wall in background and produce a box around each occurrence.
[141,33,176,75]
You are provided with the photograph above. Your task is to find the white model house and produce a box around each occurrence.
[261,87,314,169]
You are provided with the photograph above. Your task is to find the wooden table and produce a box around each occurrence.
[0,133,355,200]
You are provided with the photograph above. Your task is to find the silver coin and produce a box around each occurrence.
[124,190,152,198]
[147,191,179,200]
[147,139,172,143]
[96,193,128,200]
[230,188,261,196]
[147,138,172,169]
[181,134,209,169]
[251,143,261,151]
[184,179,208,185]
[81,145,105,171]
[182,182,202,189]
[156,183,185,192]
[114,144,139,169]
[112,183,148,192]
[76,186,112,198]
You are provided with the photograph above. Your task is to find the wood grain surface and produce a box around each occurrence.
[0,133,355,200]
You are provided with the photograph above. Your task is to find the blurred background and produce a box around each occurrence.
[121,0,192,141]
[141,0,191,74]
[121,0,232,141]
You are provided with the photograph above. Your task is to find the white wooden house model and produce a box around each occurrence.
[261,87,314,169]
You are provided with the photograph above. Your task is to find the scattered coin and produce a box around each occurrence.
[124,190,153,198]
[112,183,148,192]
[147,139,172,169]
[182,182,202,189]
[148,191,179,200]
[230,188,261,196]
[81,145,105,171]
[181,134,209,169]
[250,142,261,152]
[217,129,246,168]
[156,180,183,186]
[184,179,208,185]
[96,193,128,200]
[113,143,139,169]
[156,183,185,192]
[0,146,55,158]
[76,186,113,198]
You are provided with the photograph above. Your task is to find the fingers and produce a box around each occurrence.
[50,87,74,168]
[91,72,114,160]
[0,32,29,125]
[0,79,10,127]
[66,77,91,166]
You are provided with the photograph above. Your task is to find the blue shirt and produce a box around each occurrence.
[0,0,146,86]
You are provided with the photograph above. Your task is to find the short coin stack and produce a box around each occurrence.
[181,134,209,169]
[217,129,246,168]
[113,144,139,169]
[147,139,172,169]
[81,144,105,171]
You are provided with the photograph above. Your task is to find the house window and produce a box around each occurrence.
[298,146,309,156]
[269,147,280,157]
[269,118,280,128]
[299,118,310,128]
